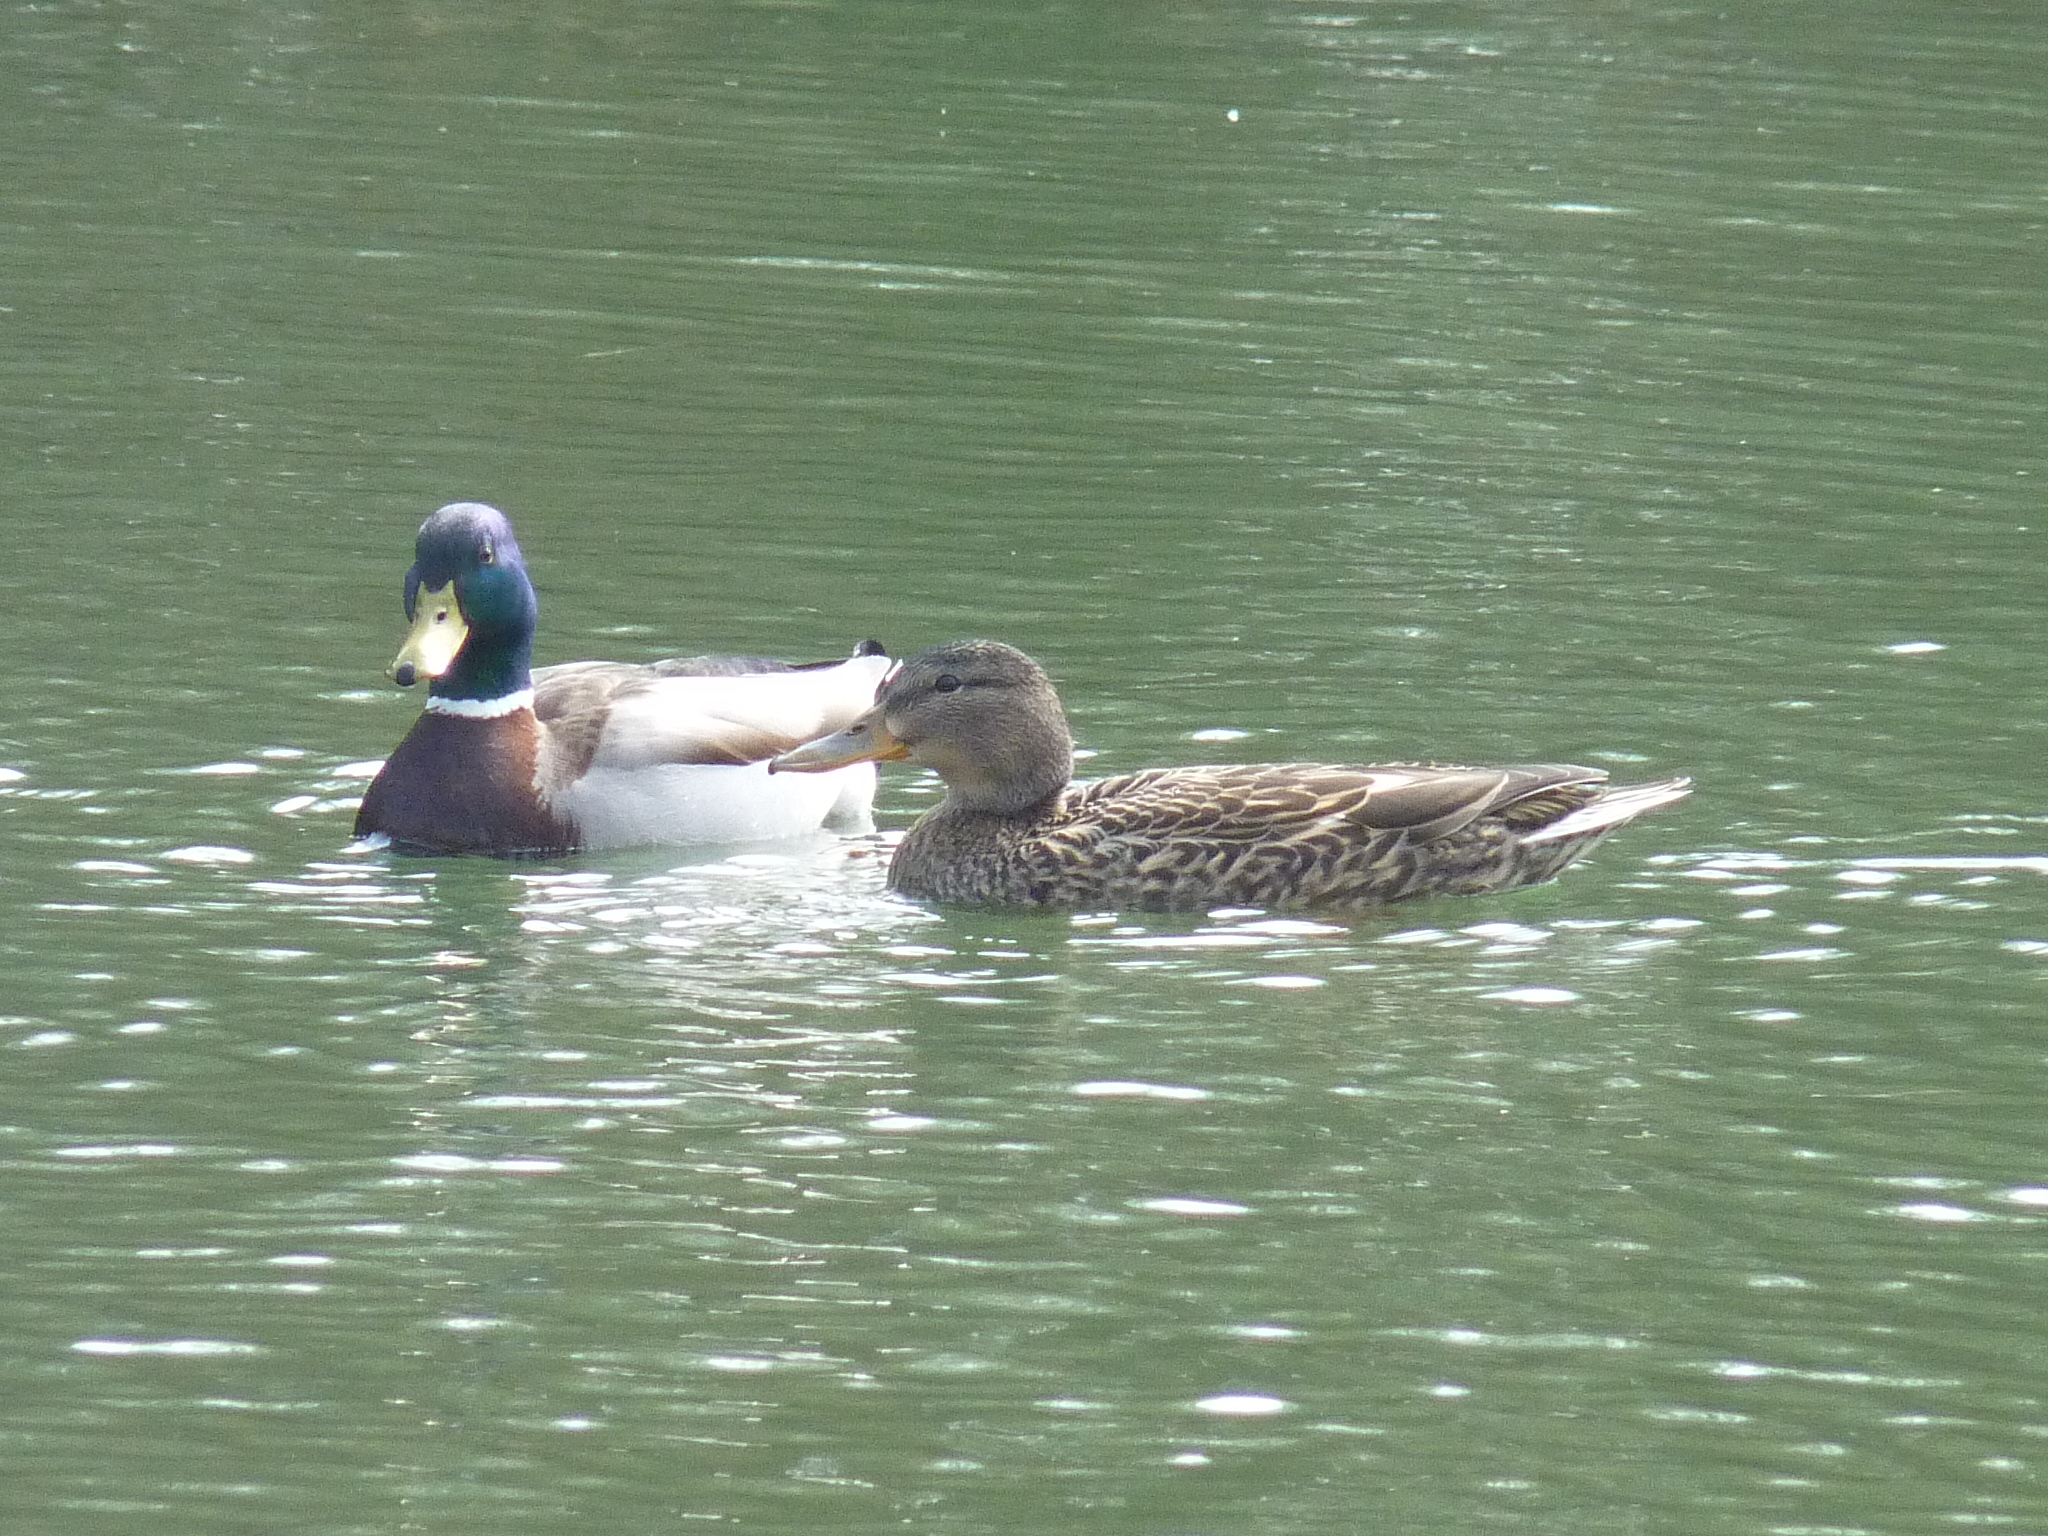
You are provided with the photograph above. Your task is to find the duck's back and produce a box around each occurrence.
[534,650,891,847]
[888,761,1669,911]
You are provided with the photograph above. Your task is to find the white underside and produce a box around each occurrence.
[550,759,878,848]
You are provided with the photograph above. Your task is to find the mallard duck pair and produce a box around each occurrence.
[356,503,1690,910]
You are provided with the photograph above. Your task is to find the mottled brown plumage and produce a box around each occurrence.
[770,640,1692,912]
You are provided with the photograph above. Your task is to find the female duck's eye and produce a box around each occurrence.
[932,673,963,694]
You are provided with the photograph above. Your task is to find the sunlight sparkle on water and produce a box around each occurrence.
[73,1339,263,1356]
[161,845,257,865]
[391,1154,565,1174]
[1136,1197,1252,1217]
[1894,1203,1981,1223]
[1074,1080,1210,1100]
[1483,987,1581,1005]
[1193,1393,1290,1416]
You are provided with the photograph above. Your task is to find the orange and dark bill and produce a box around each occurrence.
[769,712,910,774]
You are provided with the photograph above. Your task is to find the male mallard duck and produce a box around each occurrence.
[353,501,891,855]
[770,639,1691,911]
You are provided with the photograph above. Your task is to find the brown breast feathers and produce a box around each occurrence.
[354,708,577,856]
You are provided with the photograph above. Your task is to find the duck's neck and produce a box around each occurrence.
[938,763,1068,821]
[428,627,535,716]
[927,704,1074,820]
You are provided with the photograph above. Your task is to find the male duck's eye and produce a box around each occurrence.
[479,544,496,565]
[932,673,962,694]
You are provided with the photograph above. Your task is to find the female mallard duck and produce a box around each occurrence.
[770,639,1691,911]
[353,501,891,856]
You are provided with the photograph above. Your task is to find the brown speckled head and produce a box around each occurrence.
[869,640,1075,815]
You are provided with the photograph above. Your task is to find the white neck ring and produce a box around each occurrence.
[424,688,535,720]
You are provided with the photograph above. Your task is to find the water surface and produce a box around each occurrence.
[3,2,2045,1532]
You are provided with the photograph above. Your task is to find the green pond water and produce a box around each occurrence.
[2,2,2045,1532]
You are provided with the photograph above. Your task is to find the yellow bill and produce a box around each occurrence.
[769,713,911,774]
[388,581,469,687]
